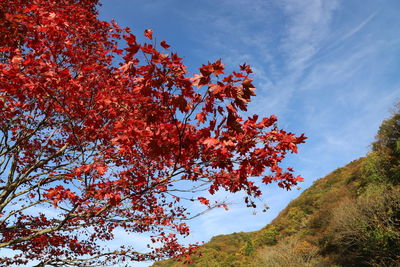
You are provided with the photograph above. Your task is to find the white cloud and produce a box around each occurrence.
[340,11,378,41]
[279,0,339,71]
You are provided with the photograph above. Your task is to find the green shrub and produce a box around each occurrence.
[240,239,255,256]
[360,151,391,184]
[370,108,400,184]
[253,225,278,246]
[326,186,400,266]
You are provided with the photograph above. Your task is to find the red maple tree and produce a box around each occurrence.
[0,0,306,265]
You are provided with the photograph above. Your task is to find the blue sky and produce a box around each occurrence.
[99,0,400,266]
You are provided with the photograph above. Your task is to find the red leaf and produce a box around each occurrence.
[209,84,223,94]
[240,63,252,74]
[144,29,153,40]
[160,40,170,49]
[196,112,206,123]
[97,165,107,175]
[212,59,224,76]
[197,197,209,206]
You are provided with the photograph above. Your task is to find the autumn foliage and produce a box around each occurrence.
[0,0,306,265]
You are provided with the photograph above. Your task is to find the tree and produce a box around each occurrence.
[372,103,400,155]
[370,104,400,183]
[0,0,306,265]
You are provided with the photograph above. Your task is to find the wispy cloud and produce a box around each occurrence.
[341,11,378,41]
[279,0,339,71]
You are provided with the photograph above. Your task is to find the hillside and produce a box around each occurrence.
[153,109,400,267]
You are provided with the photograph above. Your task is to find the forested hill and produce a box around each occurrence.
[153,108,400,267]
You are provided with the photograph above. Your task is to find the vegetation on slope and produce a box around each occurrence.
[154,106,400,267]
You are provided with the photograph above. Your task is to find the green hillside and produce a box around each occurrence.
[153,108,400,267]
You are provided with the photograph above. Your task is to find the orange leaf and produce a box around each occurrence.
[203,137,219,148]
